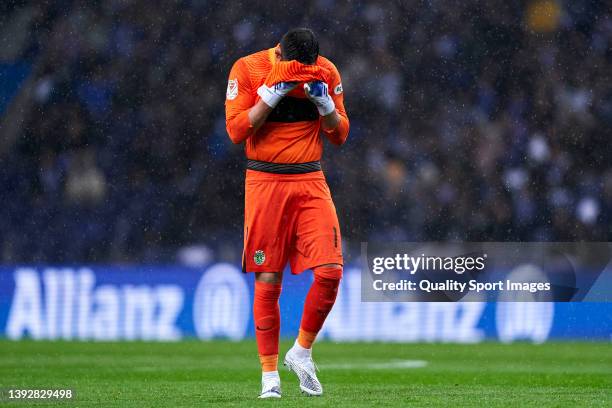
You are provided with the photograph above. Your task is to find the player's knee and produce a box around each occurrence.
[312,264,342,302]
[311,265,341,318]
[313,264,343,283]
[254,280,282,302]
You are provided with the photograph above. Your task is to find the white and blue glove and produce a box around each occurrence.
[257,82,298,108]
[304,81,335,116]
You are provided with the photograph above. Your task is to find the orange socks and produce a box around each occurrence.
[298,266,342,348]
[254,281,282,372]
[297,329,317,349]
[259,354,278,372]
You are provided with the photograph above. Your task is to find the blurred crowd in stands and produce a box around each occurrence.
[0,0,610,263]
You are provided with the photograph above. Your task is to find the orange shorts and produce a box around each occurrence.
[243,169,343,274]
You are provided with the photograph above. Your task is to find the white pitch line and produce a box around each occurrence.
[319,360,428,370]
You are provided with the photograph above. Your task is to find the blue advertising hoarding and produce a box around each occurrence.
[0,264,610,342]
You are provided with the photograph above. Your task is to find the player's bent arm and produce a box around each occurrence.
[319,62,349,145]
[322,114,349,145]
[226,110,253,144]
[225,58,257,144]
[303,83,349,145]
[227,88,293,142]
[322,98,349,145]
[247,99,274,132]
[246,81,299,133]
[321,110,340,131]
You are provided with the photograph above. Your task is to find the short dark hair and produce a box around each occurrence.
[280,28,319,64]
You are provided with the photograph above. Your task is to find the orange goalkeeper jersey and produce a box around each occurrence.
[225,47,349,163]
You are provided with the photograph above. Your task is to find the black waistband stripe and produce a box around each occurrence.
[247,160,322,174]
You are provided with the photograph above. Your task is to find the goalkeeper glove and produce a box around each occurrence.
[257,82,298,108]
[304,81,335,116]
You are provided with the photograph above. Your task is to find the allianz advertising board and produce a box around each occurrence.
[0,264,610,342]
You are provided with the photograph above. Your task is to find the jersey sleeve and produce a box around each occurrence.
[225,58,256,144]
[322,64,349,145]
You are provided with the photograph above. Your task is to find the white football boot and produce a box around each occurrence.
[259,371,281,399]
[283,341,323,396]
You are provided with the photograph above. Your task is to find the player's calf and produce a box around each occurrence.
[300,264,342,344]
[253,276,283,398]
[285,264,342,396]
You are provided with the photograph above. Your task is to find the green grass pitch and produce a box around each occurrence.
[0,340,610,407]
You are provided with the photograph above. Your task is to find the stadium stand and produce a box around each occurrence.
[0,1,610,263]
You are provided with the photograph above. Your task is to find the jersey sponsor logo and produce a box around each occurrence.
[226,78,238,100]
[254,250,265,265]
[334,83,343,95]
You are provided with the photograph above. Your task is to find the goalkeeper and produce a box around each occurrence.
[225,28,349,398]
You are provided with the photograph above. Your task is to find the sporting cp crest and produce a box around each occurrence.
[254,250,265,265]
[226,78,238,100]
